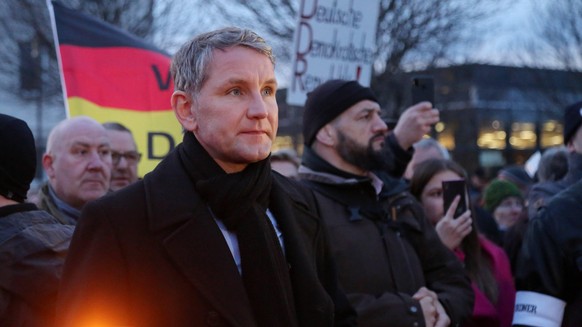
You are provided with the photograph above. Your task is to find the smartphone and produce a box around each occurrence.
[442,179,469,219]
[411,76,435,105]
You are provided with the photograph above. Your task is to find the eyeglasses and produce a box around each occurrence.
[111,151,142,165]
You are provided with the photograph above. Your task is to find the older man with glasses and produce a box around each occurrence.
[103,122,142,192]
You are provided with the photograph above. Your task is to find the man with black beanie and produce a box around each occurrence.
[0,113,74,326]
[298,79,474,327]
[303,80,440,178]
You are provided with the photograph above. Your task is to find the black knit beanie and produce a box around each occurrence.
[0,114,37,202]
[302,80,378,146]
[563,100,582,145]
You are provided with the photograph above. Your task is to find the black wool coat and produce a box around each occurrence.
[56,146,355,327]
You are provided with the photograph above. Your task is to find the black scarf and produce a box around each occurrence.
[178,132,298,327]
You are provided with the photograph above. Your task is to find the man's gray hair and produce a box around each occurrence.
[414,137,450,160]
[171,27,275,98]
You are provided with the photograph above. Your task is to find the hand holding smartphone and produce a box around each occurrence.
[442,179,469,219]
[411,76,435,105]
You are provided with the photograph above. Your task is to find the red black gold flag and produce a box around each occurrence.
[49,1,181,175]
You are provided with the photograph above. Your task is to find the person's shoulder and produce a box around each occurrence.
[30,209,75,230]
[559,178,582,198]
[529,180,563,198]
[375,172,418,206]
[77,182,149,239]
[375,170,409,193]
[544,180,582,209]
[537,181,582,227]
[85,179,147,215]
[272,172,325,231]
[0,208,73,255]
[273,172,315,208]
[528,182,582,250]
[0,204,61,225]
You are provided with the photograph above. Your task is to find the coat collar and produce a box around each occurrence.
[144,147,200,231]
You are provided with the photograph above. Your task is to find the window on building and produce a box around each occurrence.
[540,120,563,148]
[478,119,506,150]
[510,122,536,149]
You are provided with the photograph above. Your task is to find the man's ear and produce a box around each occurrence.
[315,124,336,146]
[42,154,56,179]
[172,91,196,131]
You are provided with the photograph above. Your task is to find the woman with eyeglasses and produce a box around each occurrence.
[410,158,516,327]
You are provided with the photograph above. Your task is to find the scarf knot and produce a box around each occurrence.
[177,132,273,230]
[196,163,272,231]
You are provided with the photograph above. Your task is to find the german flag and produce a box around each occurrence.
[50,1,182,175]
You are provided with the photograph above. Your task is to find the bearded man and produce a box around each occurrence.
[297,79,474,327]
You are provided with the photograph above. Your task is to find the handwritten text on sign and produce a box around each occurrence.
[288,0,380,106]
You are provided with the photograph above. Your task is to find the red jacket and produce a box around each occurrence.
[456,236,516,327]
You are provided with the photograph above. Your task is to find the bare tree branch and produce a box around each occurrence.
[526,0,582,71]
[515,0,582,109]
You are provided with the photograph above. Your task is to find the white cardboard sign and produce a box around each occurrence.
[287,0,380,106]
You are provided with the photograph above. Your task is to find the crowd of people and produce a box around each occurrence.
[1,26,581,327]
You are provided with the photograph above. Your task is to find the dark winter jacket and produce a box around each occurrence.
[298,148,474,327]
[0,203,74,326]
[527,151,582,219]
[514,179,582,327]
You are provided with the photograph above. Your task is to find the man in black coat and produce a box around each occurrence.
[513,179,582,327]
[57,27,355,327]
[513,101,582,327]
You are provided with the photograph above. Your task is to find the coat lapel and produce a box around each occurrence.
[143,149,255,327]
[269,176,334,325]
